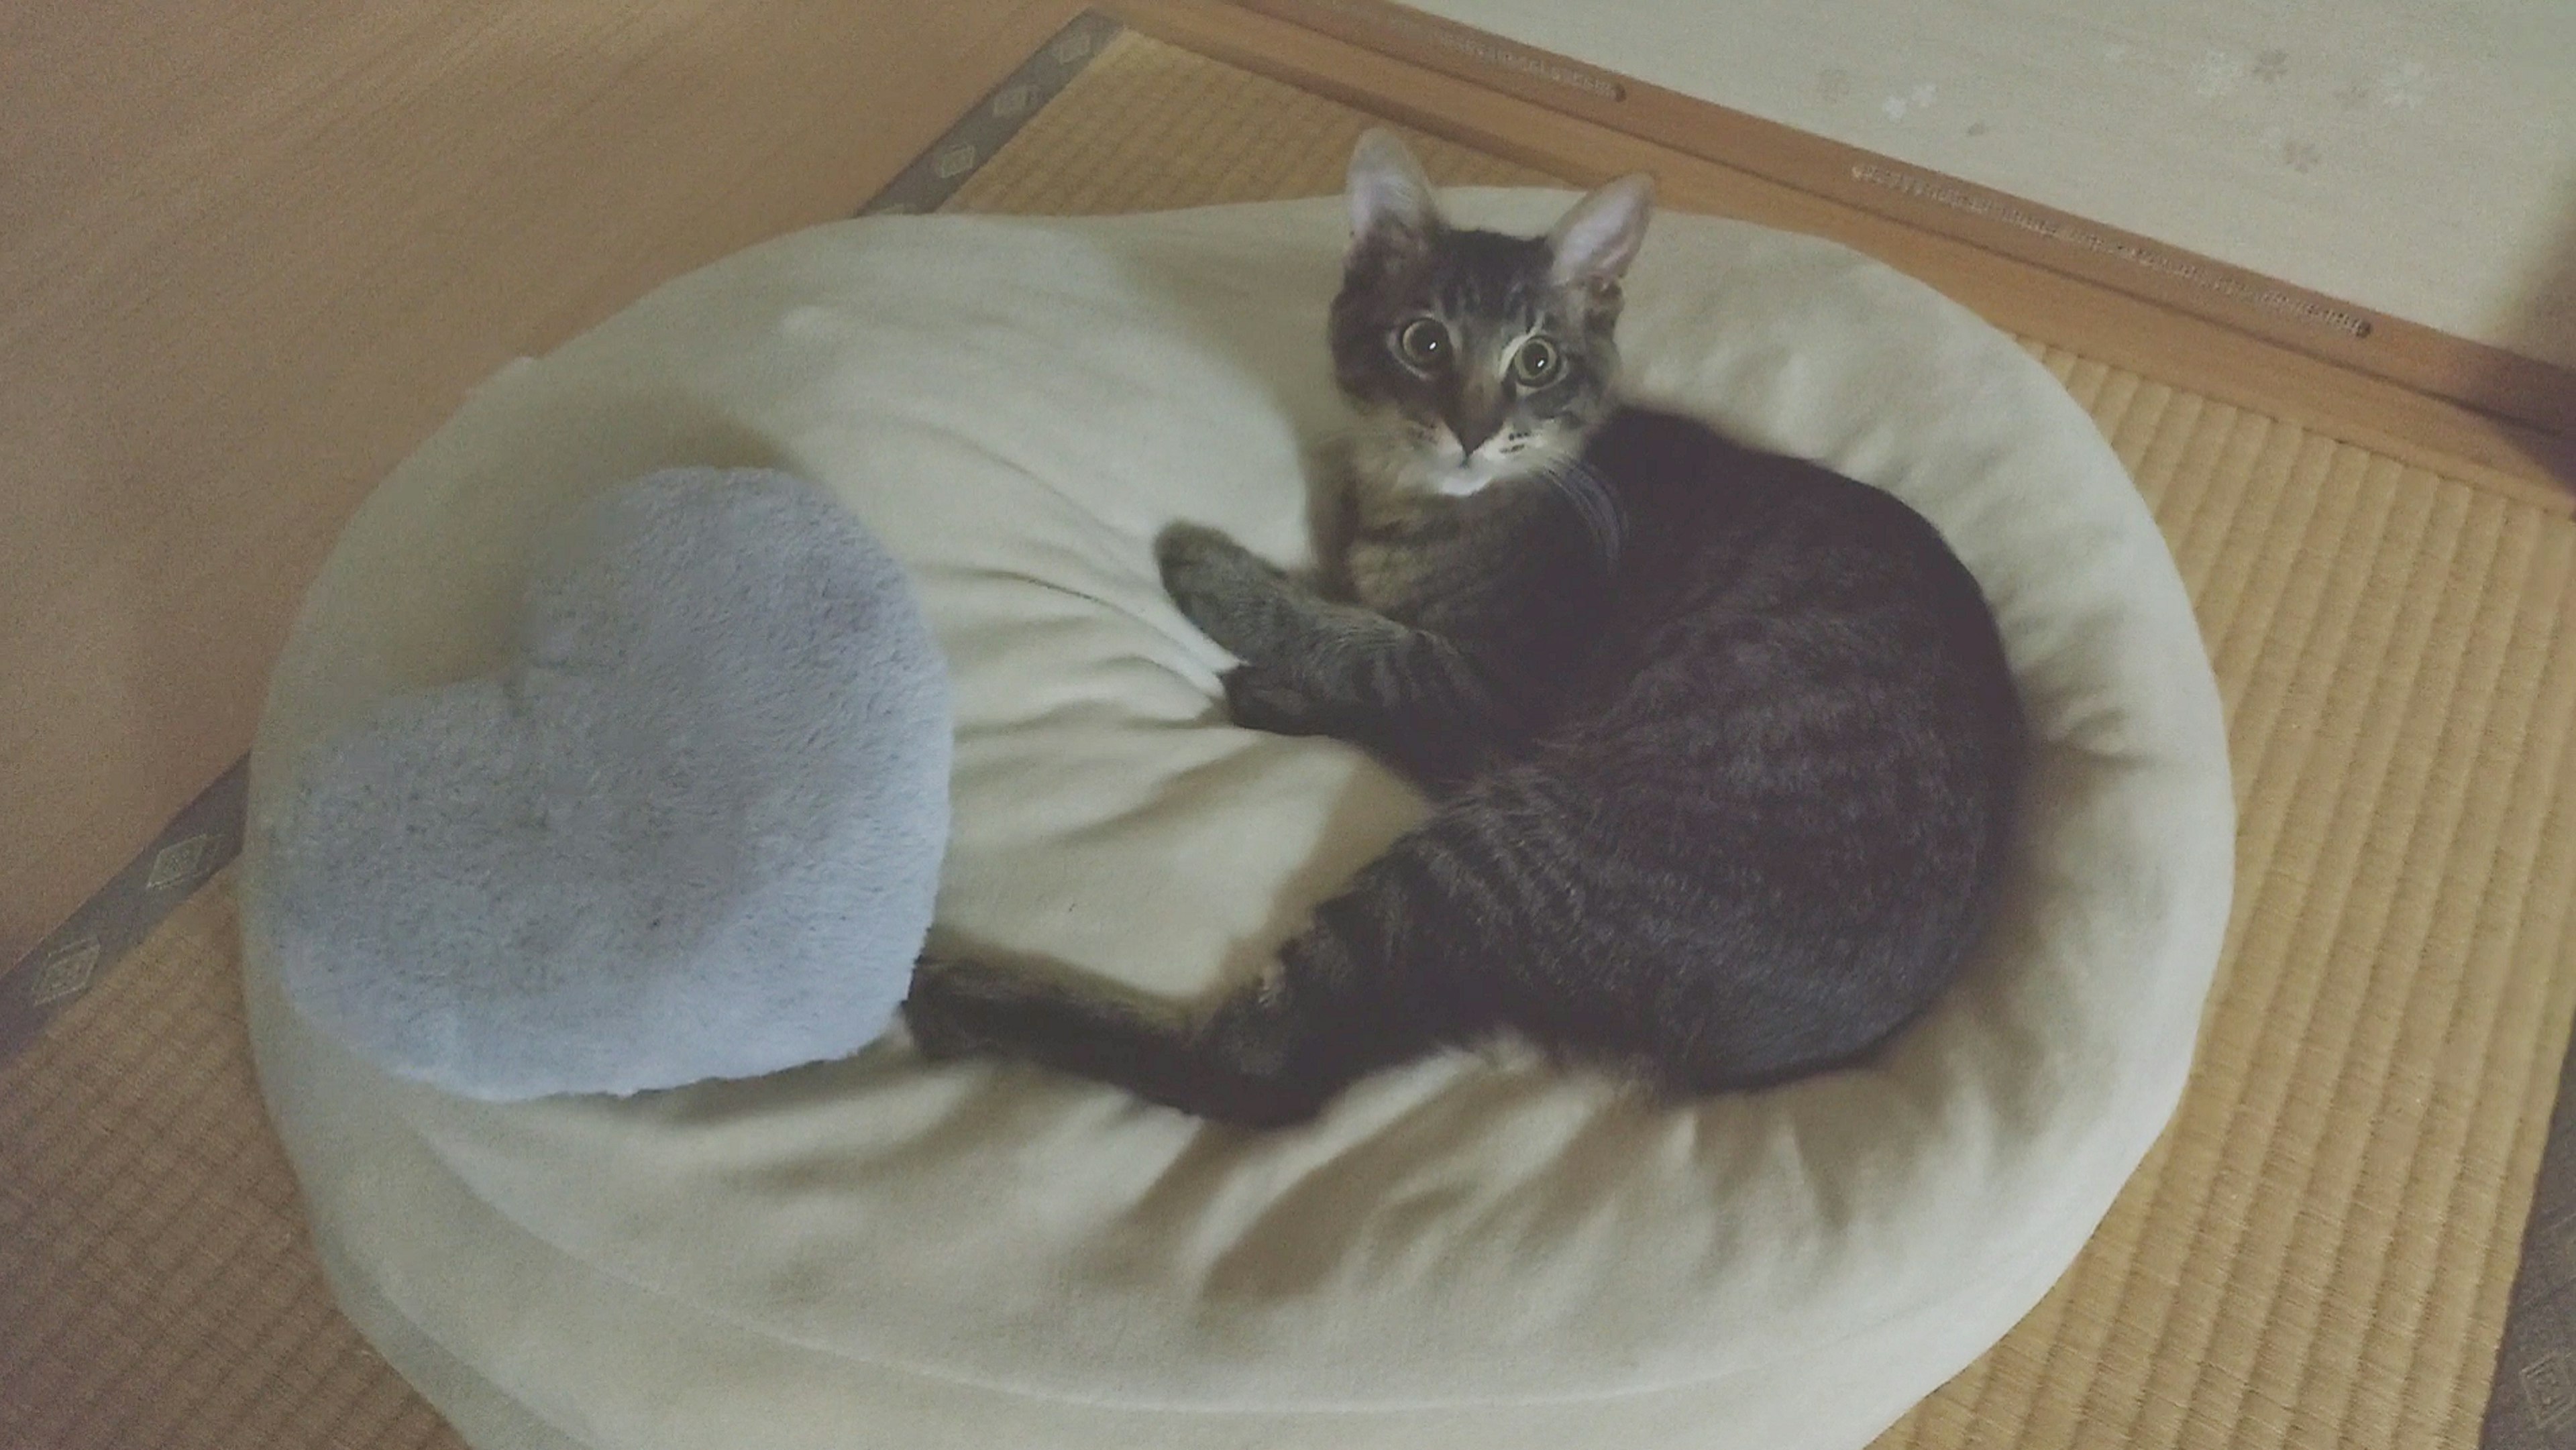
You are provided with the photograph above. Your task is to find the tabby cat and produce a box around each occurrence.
[902,131,2027,1127]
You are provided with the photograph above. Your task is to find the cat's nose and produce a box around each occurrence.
[1446,385,1507,459]
[1450,417,1501,457]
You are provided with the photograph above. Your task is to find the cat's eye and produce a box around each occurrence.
[1395,317,1451,370]
[1511,336,1563,388]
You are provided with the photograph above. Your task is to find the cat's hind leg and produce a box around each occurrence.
[905,958,1415,1128]
[905,864,1460,1127]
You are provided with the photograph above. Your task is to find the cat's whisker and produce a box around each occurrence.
[1537,455,1625,570]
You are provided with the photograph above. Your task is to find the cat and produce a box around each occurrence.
[901,130,2027,1128]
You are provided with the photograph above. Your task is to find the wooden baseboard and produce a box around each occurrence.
[1107,0,2571,502]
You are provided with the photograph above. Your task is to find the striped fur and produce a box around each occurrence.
[904,136,2026,1126]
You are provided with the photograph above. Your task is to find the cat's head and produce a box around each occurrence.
[1330,130,1653,500]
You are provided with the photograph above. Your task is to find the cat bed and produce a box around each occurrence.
[239,192,2233,1450]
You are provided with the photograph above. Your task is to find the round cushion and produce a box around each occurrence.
[240,192,2233,1450]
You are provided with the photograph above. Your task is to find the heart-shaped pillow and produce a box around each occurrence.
[259,467,951,1100]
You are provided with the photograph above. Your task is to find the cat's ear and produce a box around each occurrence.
[1347,129,1442,252]
[1547,174,1655,289]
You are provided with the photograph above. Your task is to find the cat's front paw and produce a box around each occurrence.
[1222,666,1334,736]
[1155,522,1282,657]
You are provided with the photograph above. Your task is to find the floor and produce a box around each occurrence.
[6,8,2576,1450]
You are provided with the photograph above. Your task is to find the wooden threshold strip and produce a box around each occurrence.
[1106,0,2570,506]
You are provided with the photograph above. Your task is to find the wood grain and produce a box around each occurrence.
[0,0,1085,968]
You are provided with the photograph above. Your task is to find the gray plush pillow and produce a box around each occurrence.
[261,467,951,1100]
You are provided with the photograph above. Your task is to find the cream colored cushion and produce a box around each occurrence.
[241,193,2232,1450]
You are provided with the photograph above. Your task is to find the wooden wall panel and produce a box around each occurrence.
[0,0,1081,966]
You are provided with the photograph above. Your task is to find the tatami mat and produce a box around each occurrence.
[1876,367,2576,1448]
[6,23,2572,1450]
[0,880,462,1450]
